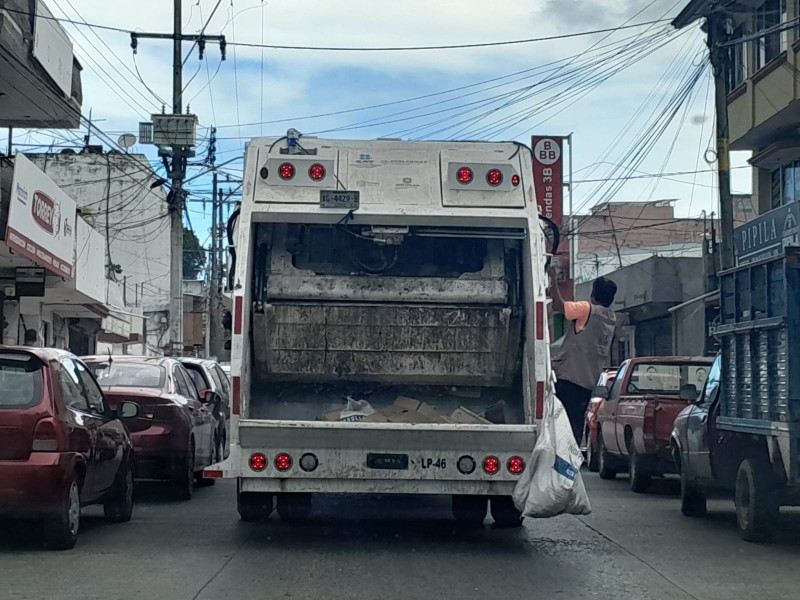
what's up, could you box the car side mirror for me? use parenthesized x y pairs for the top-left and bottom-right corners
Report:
(679, 384), (698, 402)
(593, 385), (610, 399)
(203, 390), (220, 405)
(118, 401), (140, 419)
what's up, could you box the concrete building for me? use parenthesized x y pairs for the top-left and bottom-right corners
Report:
(26, 151), (172, 354)
(0, 0), (83, 130)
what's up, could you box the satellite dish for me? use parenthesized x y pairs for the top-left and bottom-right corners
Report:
(117, 133), (137, 149)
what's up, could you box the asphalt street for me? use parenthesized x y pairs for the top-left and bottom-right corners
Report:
(1, 472), (799, 600)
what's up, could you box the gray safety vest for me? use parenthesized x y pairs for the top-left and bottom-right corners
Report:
(552, 303), (616, 391)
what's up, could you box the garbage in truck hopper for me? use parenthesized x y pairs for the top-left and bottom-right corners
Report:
(322, 395), (493, 424)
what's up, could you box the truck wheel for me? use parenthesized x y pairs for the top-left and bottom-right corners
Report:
(490, 496), (523, 529)
(598, 433), (617, 480)
(735, 457), (780, 543)
(276, 493), (313, 522)
(238, 490), (273, 522)
(586, 432), (599, 473)
(680, 462), (707, 518)
(104, 461), (134, 523)
(629, 451), (652, 494)
(45, 475), (81, 550)
(452, 495), (488, 525)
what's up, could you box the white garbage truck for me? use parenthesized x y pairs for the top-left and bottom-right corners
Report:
(204, 132), (558, 527)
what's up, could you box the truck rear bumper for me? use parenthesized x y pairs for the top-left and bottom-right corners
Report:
(240, 477), (518, 496)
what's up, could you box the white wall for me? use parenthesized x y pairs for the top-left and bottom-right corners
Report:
(27, 153), (171, 313)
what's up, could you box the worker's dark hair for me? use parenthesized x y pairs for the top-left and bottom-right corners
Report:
(24, 329), (38, 344)
(592, 277), (617, 307)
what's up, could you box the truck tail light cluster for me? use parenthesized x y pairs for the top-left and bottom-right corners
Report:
(450, 163), (519, 191)
(456, 167), (474, 184)
(249, 453), (267, 472)
(507, 456), (526, 475)
(275, 453), (293, 472)
(249, 451), (317, 473)
(308, 164), (326, 181)
(278, 163), (296, 180)
(482, 456), (500, 475)
(486, 169), (503, 187)
(458, 455), (525, 476)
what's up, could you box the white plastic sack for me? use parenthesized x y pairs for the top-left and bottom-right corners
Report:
(512, 383), (591, 518)
(336, 397), (376, 422)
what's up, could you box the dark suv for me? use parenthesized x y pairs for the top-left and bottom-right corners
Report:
(0, 348), (141, 549)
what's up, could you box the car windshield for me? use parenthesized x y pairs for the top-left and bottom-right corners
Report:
(88, 362), (165, 388)
(0, 353), (43, 408)
(626, 362), (711, 395)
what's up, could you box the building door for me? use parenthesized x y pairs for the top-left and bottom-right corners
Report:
(635, 317), (673, 356)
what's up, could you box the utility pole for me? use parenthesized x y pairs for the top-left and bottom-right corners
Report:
(706, 10), (734, 270)
(132, 1), (226, 356)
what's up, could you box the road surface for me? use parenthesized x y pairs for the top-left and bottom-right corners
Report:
(1, 473), (799, 600)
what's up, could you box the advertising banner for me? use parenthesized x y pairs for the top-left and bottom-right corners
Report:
(6, 154), (76, 280)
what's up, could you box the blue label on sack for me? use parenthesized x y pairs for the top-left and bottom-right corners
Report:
(553, 456), (578, 481)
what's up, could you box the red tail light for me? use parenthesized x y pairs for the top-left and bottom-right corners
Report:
(507, 456), (525, 475)
(482, 456), (500, 475)
(249, 453), (267, 472)
(511, 174), (520, 186)
(456, 167), (474, 184)
(308, 164), (326, 181)
(275, 453), (293, 472)
(486, 169), (503, 186)
(278, 163), (295, 180)
(32, 418), (62, 452)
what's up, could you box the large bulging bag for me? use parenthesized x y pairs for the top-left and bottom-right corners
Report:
(512, 384), (591, 518)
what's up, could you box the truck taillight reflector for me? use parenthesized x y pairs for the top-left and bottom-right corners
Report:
(249, 453), (267, 471)
(507, 456), (525, 475)
(482, 456), (500, 475)
(232, 376), (241, 415)
(234, 296), (243, 335)
(275, 453), (293, 472)
(536, 381), (545, 420)
(456, 167), (474, 184)
(204, 469), (223, 479)
(308, 163), (326, 181)
(278, 163), (295, 180)
(536, 301), (544, 340)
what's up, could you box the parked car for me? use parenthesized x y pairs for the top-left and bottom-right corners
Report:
(581, 368), (618, 472)
(0, 347), (141, 549)
(178, 357), (231, 462)
(81, 355), (221, 500)
(595, 356), (713, 493)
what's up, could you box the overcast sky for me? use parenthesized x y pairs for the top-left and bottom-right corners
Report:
(18, 0), (752, 249)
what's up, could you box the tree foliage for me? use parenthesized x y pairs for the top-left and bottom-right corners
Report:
(183, 227), (206, 279)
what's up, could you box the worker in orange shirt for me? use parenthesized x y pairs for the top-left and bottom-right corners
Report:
(548, 268), (617, 443)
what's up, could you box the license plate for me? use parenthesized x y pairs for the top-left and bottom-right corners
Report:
(320, 189), (360, 209)
(366, 453), (409, 470)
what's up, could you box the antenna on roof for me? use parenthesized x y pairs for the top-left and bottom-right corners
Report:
(107, 347), (113, 365)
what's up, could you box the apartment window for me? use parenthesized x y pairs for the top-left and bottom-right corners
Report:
(725, 25), (748, 91)
(755, 0), (787, 70)
(770, 161), (800, 209)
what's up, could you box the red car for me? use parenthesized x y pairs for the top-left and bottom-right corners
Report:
(82, 355), (220, 500)
(581, 368), (617, 473)
(0, 347), (141, 549)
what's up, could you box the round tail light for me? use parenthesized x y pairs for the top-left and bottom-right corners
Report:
(482, 456), (500, 475)
(457, 455), (476, 475)
(511, 174), (520, 187)
(456, 167), (474, 184)
(275, 453), (293, 472)
(308, 164), (326, 181)
(278, 163), (295, 180)
(507, 456), (525, 475)
(249, 453), (267, 472)
(486, 169), (503, 186)
(299, 453), (319, 472)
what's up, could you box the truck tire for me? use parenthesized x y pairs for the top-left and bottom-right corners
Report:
(490, 496), (523, 529)
(586, 429), (599, 473)
(237, 484), (273, 522)
(629, 451), (652, 494)
(104, 461), (134, 523)
(680, 462), (707, 518)
(735, 457), (780, 543)
(45, 475), (81, 550)
(276, 493), (313, 522)
(452, 495), (488, 525)
(598, 433), (617, 480)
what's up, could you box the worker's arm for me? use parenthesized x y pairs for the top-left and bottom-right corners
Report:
(548, 266), (565, 313)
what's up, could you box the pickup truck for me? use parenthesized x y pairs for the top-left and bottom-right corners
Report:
(595, 356), (713, 493)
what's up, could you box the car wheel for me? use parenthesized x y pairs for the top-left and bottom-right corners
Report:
(586, 433), (599, 473)
(45, 475), (81, 550)
(490, 496), (523, 529)
(629, 451), (652, 494)
(276, 493), (313, 522)
(680, 460), (707, 518)
(735, 457), (780, 543)
(237, 481), (273, 522)
(598, 432), (617, 480)
(452, 495), (488, 526)
(104, 461), (134, 523)
(173, 440), (195, 501)
(194, 435), (218, 488)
